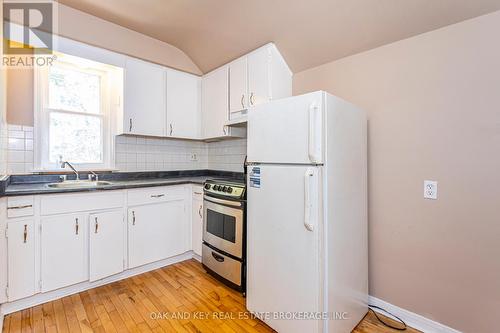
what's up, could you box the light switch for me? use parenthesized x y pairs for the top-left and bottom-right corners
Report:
(424, 180), (438, 200)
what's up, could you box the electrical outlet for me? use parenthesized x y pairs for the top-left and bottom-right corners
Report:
(190, 153), (198, 161)
(424, 180), (438, 200)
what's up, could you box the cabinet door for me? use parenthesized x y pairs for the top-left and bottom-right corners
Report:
(7, 219), (35, 301)
(229, 57), (248, 113)
(166, 70), (201, 139)
(41, 213), (87, 292)
(191, 196), (203, 257)
(248, 47), (271, 107)
(128, 199), (187, 268)
(202, 66), (229, 139)
(89, 210), (124, 282)
(124, 57), (166, 136)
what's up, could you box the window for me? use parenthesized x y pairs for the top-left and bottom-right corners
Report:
(35, 53), (120, 170)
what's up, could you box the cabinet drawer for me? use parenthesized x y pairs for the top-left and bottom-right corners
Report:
(7, 196), (34, 218)
(41, 191), (124, 216)
(127, 186), (185, 206)
(202, 244), (241, 286)
(192, 185), (203, 200)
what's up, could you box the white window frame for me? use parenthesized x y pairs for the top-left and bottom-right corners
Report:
(34, 58), (115, 171)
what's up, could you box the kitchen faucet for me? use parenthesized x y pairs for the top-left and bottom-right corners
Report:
(60, 161), (80, 180)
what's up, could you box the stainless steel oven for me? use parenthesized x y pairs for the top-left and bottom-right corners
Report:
(202, 179), (246, 291)
(203, 196), (244, 258)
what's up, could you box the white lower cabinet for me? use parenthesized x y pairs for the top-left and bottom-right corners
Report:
(191, 188), (203, 257)
(128, 198), (187, 268)
(41, 213), (87, 292)
(6, 219), (35, 301)
(2, 185), (198, 305)
(89, 210), (125, 282)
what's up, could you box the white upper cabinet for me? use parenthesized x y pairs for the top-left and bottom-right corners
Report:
(247, 47), (271, 107)
(166, 69), (202, 139)
(123, 57), (166, 137)
(227, 43), (292, 123)
(117, 43), (290, 140)
(202, 66), (230, 139)
(229, 57), (248, 114)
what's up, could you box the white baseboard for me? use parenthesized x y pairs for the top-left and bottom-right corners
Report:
(368, 296), (462, 333)
(192, 253), (201, 262)
(0, 251), (194, 316)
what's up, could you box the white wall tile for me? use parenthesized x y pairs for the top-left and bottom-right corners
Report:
(4, 127), (247, 175)
(8, 130), (24, 139)
(25, 139), (33, 151)
(8, 138), (24, 150)
(5, 124), (42, 174)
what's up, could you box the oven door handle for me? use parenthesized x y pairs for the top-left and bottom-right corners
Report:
(211, 251), (225, 262)
(204, 196), (243, 208)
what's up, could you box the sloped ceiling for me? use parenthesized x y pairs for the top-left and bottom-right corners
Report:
(58, 0), (500, 73)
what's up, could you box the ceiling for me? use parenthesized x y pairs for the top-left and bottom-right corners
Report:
(58, 0), (500, 73)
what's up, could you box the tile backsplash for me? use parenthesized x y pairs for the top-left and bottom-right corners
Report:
(6, 124), (34, 175)
(115, 136), (247, 173)
(3, 124), (247, 175)
(115, 136), (208, 171)
(207, 139), (247, 172)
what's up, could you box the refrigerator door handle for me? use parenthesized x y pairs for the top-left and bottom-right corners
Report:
(308, 103), (321, 163)
(304, 168), (315, 231)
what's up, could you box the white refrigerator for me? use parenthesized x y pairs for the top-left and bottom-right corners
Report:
(246, 91), (368, 333)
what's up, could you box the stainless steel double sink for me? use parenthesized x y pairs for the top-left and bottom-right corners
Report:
(47, 180), (113, 189)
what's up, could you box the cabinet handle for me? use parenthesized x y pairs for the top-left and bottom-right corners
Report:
(95, 217), (99, 234)
(169, 123), (173, 136)
(151, 194), (165, 198)
(129, 118), (133, 132)
(193, 192), (203, 195)
(8, 204), (33, 210)
(198, 205), (202, 218)
(132, 211), (136, 225)
(75, 218), (79, 235)
(222, 126), (227, 135)
(23, 224), (27, 243)
(211, 251), (225, 262)
(250, 92), (255, 106)
(241, 94), (245, 108)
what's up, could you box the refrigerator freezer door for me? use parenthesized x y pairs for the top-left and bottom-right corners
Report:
(247, 165), (322, 333)
(247, 91), (324, 164)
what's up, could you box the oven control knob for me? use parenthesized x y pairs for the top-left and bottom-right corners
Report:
(227, 187), (233, 194)
(213, 185), (219, 191)
(204, 184), (210, 190)
(222, 186), (228, 192)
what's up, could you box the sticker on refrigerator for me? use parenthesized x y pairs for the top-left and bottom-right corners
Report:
(249, 167), (261, 188)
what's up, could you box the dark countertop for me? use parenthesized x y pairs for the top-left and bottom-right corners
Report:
(2, 170), (245, 197)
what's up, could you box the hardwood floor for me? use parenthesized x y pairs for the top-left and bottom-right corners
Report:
(2, 259), (419, 333)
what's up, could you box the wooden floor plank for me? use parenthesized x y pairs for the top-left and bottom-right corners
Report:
(3, 310), (12, 333)
(3, 259), (420, 333)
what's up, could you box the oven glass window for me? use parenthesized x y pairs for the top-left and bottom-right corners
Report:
(207, 209), (236, 243)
